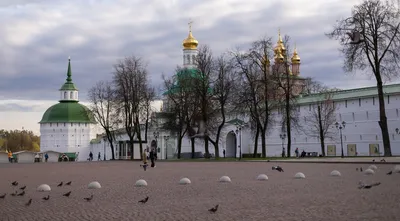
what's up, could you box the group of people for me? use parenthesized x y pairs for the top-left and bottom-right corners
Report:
(141, 140), (158, 171)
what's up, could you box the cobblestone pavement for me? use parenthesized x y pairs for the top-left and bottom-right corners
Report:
(0, 161), (399, 221)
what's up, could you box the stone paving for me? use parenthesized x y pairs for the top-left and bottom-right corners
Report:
(258, 156), (400, 164)
(0, 161), (400, 221)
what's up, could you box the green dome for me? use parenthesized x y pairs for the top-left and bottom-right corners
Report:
(39, 101), (96, 124)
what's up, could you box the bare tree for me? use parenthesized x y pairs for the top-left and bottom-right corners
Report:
(192, 45), (215, 158)
(271, 35), (303, 157)
(207, 54), (236, 158)
(162, 67), (199, 158)
(326, 0), (400, 156)
(303, 80), (338, 156)
(231, 37), (276, 158)
(88, 80), (119, 160)
(113, 55), (149, 160)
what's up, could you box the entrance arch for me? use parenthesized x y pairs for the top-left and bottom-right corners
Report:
(225, 131), (237, 158)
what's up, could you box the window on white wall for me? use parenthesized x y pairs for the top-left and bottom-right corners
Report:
(373, 97), (375, 105)
(70, 92), (73, 99)
(388, 95), (390, 104)
(345, 100), (348, 108)
(366, 111), (369, 120)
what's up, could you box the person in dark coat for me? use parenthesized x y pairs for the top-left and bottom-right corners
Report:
(150, 148), (156, 167)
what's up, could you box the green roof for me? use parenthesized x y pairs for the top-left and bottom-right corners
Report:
(226, 118), (245, 126)
(39, 101), (96, 123)
(298, 83), (400, 104)
(163, 68), (213, 95)
(60, 58), (78, 91)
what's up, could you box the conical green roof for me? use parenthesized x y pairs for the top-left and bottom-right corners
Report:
(60, 57), (78, 91)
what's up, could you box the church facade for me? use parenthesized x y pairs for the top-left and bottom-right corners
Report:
(39, 58), (98, 161)
(89, 27), (400, 160)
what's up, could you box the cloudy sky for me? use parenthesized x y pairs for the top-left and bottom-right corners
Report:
(0, 0), (395, 135)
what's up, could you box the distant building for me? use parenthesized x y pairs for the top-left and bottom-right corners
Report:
(39, 58), (97, 161)
(92, 26), (400, 159)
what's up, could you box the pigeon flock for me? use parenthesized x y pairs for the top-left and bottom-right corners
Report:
(1, 163), (399, 217)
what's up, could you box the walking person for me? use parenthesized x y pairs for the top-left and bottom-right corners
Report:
(98, 152), (101, 161)
(140, 150), (148, 171)
(7, 150), (13, 163)
(295, 148), (299, 158)
(45, 153), (49, 162)
(223, 149), (226, 158)
(150, 148), (156, 168)
(89, 151), (93, 161)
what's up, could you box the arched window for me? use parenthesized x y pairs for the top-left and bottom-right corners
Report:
(192, 55), (196, 64)
(70, 92), (73, 99)
(186, 55), (190, 64)
(64, 92), (67, 99)
(183, 55), (186, 64)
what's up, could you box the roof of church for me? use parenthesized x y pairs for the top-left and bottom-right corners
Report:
(298, 83), (400, 104)
(39, 101), (96, 123)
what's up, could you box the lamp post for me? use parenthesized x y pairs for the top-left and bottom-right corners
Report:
(103, 137), (106, 161)
(153, 131), (159, 158)
(335, 121), (346, 158)
(280, 133), (286, 157)
(164, 135), (169, 160)
(235, 125), (242, 160)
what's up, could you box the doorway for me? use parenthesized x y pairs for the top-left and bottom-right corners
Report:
(225, 131), (237, 158)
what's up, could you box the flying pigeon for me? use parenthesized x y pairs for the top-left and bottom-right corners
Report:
(387, 171), (392, 175)
(17, 191), (25, 196)
(63, 191), (72, 197)
(346, 31), (364, 44)
(11, 181), (18, 186)
(138, 196), (149, 204)
(272, 166), (284, 172)
(208, 204), (219, 213)
(42, 195), (50, 200)
(65, 181), (72, 185)
(57, 182), (63, 187)
(19, 185), (26, 190)
(0, 193), (6, 199)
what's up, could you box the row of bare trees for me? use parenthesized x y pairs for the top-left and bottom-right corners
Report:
(162, 34), (338, 158)
(88, 56), (155, 160)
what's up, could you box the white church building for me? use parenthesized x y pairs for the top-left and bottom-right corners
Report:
(89, 27), (400, 160)
(39, 27), (400, 161)
(39, 58), (98, 161)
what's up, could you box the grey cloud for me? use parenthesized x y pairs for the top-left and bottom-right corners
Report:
(0, 0), (387, 103)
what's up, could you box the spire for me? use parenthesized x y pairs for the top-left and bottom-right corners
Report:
(66, 56), (72, 82)
(291, 43), (301, 64)
(183, 19), (199, 50)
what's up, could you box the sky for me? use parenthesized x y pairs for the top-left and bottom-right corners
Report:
(0, 0), (396, 135)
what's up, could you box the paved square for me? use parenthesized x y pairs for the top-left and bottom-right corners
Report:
(0, 161), (399, 221)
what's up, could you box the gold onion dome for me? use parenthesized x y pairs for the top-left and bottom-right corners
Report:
(291, 47), (300, 64)
(183, 22), (198, 50)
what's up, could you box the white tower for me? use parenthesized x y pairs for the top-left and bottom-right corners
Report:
(182, 21), (199, 68)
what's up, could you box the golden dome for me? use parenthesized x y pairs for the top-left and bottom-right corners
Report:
(182, 21), (198, 50)
(274, 48), (284, 61)
(274, 29), (286, 57)
(291, 46), (300, 64)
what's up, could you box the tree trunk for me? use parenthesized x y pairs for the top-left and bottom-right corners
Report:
(253, 125), (260, 158)
(177, 136), (183, 159)
(260, 127), (267, 158)
(376, 80), (392, 156)
(191, 137), (195, 158)
(129, 139), (134, 160)
(135, 117), (143, 161)
(285, 98), (292, 158)
(204, 136), (210, 158)
(317, 105), (326, 156)
(214, 142), (219, 159)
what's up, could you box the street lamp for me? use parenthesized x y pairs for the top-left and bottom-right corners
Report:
(235, 124), (242, 160)
(103, 137), (106, 161)
(280, 133), (286, 157)
(335, 121), (346, 158)
(164, 135), (169, 160)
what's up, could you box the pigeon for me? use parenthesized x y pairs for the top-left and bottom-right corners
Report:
(65, 181), (72, 186)
(17, 191), (25, 196)
(19, 185), (26, 190)
(0, 193), (6, 199)
(63, 191), (72, 197)
(11, 181), (18, 186)
(42, 195), (50, 200)
(272, 166), (284, 172)
(360, 167), (363, 172)
(84, 195), (93, 202)
(25, 199), (32, 206)
(346, 31), (364, 44)
(356, 168), (359, 171)
(208, 204), (219, 213)
(387, 171), (392, 175)
(380, 159), (386, 162)
(358, 181), (381, 189)
(11, 191), (17, 196)
(138, 196), (149, 204)
(57, 182), (63, 187)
